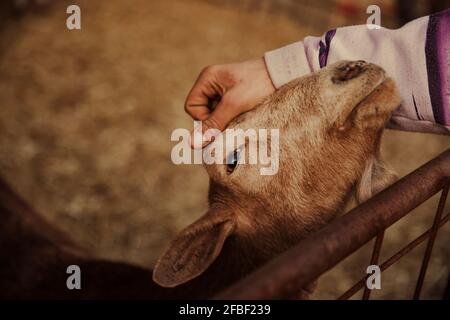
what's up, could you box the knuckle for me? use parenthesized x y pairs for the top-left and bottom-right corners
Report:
(202, 64), (218, 75)
(200, 66), (211, 76)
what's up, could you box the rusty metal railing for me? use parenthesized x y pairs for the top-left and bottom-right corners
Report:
(215, 148), (450, 299)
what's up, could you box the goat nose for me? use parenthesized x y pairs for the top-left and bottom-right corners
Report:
(332, 61), (365, 83)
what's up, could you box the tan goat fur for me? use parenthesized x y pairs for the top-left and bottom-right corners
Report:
(153, 60), (401, 298)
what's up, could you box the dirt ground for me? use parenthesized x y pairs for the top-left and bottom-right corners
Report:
(0, 0), (448, 299)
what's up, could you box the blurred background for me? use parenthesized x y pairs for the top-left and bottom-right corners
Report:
(0, 0), (449, 299)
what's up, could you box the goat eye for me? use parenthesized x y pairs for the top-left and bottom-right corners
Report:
(226, 148), (241, 174)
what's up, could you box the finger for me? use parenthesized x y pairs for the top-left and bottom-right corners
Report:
(205, 97), (237, 132)
(184, 68), (223, 121)
(190, 94), (241, 149)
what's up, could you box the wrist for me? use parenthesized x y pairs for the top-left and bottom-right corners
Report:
(264, 41), (310, 88)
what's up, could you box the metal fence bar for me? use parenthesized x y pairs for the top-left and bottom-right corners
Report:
(362, 231), (385, 300)
(413, 185), (449, 299)
(338, 211), (450, 300)
(215, 149), (449, 299)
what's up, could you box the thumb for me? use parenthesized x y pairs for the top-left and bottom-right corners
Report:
(190, 96), (240, 149)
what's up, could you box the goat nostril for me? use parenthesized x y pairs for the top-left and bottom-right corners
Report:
(332, 62), (364, 83)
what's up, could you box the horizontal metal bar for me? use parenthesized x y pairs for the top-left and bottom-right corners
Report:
(338, 211), (450, 300)
(215, 149), (450, 299)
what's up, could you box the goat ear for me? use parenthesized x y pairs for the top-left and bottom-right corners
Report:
(152, 209), (235, 288)
(355, 156), (397, 204)
(338, 102), (388, 132)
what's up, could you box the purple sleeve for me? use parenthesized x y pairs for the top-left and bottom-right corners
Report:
(425, 10), (450, 128)
(264, 10), (450, 135)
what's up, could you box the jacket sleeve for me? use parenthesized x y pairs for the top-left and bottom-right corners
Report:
(264, 10), (450, 135)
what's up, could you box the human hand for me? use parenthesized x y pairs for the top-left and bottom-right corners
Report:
(185, 58), (275, 148)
